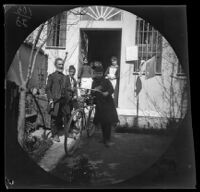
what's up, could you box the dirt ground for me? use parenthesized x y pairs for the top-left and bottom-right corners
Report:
(50, 128), (173, 187)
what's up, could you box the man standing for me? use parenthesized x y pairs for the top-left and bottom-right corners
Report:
(46, 58), (71, 142)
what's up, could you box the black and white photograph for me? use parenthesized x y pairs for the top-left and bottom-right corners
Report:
(5, 5), (196, 189)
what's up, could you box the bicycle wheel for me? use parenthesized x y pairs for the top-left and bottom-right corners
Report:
(64, 109), (85, 156)
(86, 106), (96, 137)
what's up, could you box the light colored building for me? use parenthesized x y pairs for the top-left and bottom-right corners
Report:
(36, 6), (188, 128)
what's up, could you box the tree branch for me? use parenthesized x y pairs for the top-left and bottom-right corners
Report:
(27, 23), (53, 84)
(26, 23), (45, 84)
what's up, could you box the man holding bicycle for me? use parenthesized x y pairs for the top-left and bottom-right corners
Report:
(46, 58), (71, 142)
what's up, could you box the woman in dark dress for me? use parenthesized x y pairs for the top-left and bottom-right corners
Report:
(92, 66), (119, 147)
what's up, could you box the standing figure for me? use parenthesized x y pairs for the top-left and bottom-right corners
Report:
(77, 58), (93, 94)
(105, 56), (120, 107)
(65, 65), (79, 135)
(46, 58), (71, 142)
(92, 66), (119, 147)
(65, 65), (78, 114)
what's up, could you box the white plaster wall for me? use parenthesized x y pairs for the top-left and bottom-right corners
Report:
(41, 7), (188, 119)
(132, 38), (188, 119)
(118, 11), (137, 110)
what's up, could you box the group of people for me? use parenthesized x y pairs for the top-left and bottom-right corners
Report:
(45, 56), (120, 147)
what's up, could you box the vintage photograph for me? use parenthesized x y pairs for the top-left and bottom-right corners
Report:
(5, 5), (193, 188)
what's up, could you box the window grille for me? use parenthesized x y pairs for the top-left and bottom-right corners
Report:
(46, 13), (67, 48)
(80, 6), (121, 21)
(134, 16), (162, 74)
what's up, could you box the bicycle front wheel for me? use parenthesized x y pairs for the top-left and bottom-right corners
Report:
(64, 109), (85, 156)
(86, 106), (96, 137)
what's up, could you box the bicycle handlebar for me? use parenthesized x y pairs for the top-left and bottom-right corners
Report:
(77, 86), (102, 93)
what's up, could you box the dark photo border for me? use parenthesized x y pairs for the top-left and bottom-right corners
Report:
(4, 4), (197, 189)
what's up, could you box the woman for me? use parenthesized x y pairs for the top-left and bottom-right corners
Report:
(92, 65), (119, 147)
(105, 56), (120, 107)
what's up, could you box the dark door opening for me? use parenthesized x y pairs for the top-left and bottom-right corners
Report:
(82, 29), (121, 72)
(79, 29), (122, 107)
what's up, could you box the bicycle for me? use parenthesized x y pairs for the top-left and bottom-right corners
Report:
(64, 88), (97, 156)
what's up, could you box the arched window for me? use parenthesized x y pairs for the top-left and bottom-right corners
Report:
(80, 6), (122, 21)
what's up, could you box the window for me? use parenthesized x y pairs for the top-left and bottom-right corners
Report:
(80, 6), (121, 21)
(134, 16), (162, 74)
(46, 13), (67, 48)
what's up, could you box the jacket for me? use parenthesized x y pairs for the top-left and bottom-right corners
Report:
(45, 71), (71, 116)
(92, 77), (119, 124)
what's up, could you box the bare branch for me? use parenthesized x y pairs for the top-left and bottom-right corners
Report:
(26, 23), (45, 84)
(17, 50), (25, 85)
(27, 23), (53, 83)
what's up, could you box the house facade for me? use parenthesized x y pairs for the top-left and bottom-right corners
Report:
(37, 6), (188, 128)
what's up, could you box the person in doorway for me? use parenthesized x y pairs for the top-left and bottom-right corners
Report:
(77, 58), (93, 94)
(46, 58), (71, 142)
(105, 56), (120, 107)
(91, 65), (119, 147)
(93, 61), (103, 70)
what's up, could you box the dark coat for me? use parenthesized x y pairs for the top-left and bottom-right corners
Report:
(92, 77), (119, 125)
(46, 71), (71, 116)
(65, 75), (78, 111)
(65, 75), (78, 97)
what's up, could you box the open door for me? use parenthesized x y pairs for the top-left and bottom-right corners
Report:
(79, 30), (89, 71)
(79, 29), (121, 107)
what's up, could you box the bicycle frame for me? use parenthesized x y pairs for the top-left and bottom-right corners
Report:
(73, 95), (95, 132)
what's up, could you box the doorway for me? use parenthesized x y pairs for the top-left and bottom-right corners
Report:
(79, 29), (122, 107)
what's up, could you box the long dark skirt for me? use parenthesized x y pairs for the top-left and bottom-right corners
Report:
(94, 96), (119, 125)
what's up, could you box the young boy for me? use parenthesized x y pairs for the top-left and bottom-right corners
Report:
(92, 65), (119, 147)
(65, 65), (78, 120)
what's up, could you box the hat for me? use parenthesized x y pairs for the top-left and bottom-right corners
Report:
(93, 66), (104, 72)
(69, 65), (76, 71)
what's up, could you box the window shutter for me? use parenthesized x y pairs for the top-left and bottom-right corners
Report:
(46, 20), (53, 46)
(59, 13), (67, 47)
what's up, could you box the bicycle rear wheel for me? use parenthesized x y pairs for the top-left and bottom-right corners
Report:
(64, 109), (85, 156)
(86, 106), (96, 137)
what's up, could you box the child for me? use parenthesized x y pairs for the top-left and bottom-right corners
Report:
(92, 65), (119, 147)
